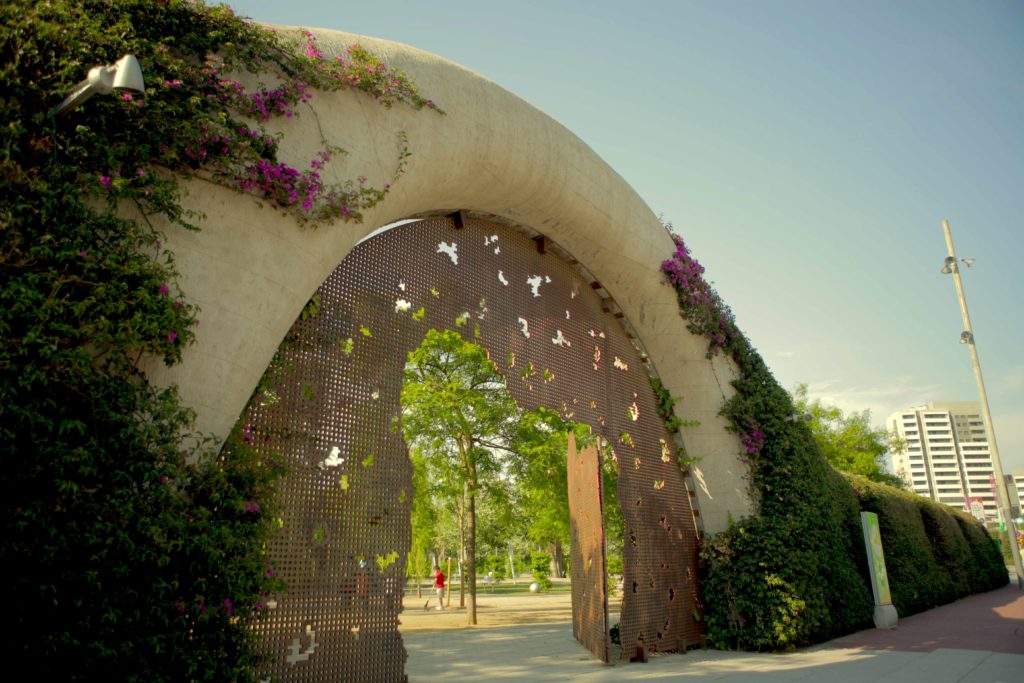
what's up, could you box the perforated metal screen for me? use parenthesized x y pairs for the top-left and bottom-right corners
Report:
(242, 216), (702, 680)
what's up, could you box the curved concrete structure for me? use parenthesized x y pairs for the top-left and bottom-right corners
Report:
(143, 27), (752, 531)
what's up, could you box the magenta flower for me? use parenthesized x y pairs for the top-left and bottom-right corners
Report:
(160, 281), (169, 295)
(122, 92), (132, 102)
(167, 331), (177, 343)
(99, 175), (112, 189)
(223, 598), (234, 616)
(741, 430), (764, 454)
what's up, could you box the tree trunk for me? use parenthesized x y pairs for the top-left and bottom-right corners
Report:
(458, 486), (466, 608)
(466, 472), (478, 625)
(548, 540), (565, 578)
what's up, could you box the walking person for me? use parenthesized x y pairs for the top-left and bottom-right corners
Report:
(433, 565), (446, 611)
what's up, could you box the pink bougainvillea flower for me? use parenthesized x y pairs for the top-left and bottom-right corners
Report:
(167, 331), (178, 343)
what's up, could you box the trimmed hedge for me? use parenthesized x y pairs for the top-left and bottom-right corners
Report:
(849, 474), (1006, 616)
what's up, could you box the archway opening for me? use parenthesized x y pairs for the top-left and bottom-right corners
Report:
(398, 328), (625, 649)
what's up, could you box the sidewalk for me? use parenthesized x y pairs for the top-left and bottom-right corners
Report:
(402, 584), (1024, 682)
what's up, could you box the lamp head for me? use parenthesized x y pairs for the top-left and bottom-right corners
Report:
(941, 256), (955, 274)
(53, 53), (145, 117)
(112, 54), (145, 94)
(962, 257), (975, 268)
(960, 331), (974, 344)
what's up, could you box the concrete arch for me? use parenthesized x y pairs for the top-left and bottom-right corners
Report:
(144, 27), (751, 531)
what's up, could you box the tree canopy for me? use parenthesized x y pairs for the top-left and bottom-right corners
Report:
(401, 329), (519, 623)
(791, 384), (905, 488)
(401, 329), (628, 614)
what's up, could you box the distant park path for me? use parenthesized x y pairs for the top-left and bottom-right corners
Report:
(399, 582), (579, 633)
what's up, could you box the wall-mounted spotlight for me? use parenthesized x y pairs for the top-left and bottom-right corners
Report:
(52, 54), (145, 118)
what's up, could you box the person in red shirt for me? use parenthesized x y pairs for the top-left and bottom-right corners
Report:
(433, 565), (446, 611)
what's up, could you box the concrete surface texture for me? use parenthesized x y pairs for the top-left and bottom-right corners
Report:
(142, 26), (754, 532)
(402, 584), (1024, 682)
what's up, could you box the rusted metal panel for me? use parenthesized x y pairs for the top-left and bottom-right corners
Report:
(240, 217), (702, 680)
(567, 432), (611, 662)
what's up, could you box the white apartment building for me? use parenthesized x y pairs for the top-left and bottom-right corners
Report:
(1010, 469), (1024, 518)
(888, 401), (997, 520)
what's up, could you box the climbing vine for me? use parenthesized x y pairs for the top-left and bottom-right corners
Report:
(0, 1), (439, 679)
(659, 219), (1004, 650)
(650, 377), (698, 467)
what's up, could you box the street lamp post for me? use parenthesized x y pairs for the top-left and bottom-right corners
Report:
(940, 219), (1023, 588)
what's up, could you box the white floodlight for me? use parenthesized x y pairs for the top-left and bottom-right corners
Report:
(53, 54), (145, 118)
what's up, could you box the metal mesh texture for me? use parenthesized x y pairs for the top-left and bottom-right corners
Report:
(242, 216), (702, 680)
(567, 432), (611, 663)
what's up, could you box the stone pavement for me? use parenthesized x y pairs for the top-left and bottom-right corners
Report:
(402, 584), (1024, 682)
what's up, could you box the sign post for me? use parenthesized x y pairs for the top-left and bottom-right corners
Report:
(861, 511), (899, 629)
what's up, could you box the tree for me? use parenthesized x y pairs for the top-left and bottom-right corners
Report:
(407, 447), (439, 597)
(508, 408), (599, 577)
(401, 330), (520, 624)
(791, 384), (906, 488)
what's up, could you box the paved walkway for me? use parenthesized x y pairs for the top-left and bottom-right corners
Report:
(403, 584), (1024, 682)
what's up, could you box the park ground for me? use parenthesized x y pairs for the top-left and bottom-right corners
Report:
(399, 578), (1024, 682)
(399, 576), (579, 632)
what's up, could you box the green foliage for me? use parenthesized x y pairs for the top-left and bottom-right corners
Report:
(402, 329), (521, 618)
(700, 435), (873, 650)
(402, 329), (518, 495)
(849, 474), (1006, 614)
(507, 407), (583, 551)
(650, 378), (685, 433)
(791, 384), (905, 488)
(406, 447), (438, 579)
(2, 1), (437, 678)
(531, 551), (553, 591)
(675, 288), (876, 648)
(478, 553), (507, 583)
(660, 225), (1006, 650)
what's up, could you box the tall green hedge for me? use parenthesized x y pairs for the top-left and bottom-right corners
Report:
(700, 349), (874, 650)
(849, 474), (1006, 616)
(660, 231), (1006, 651)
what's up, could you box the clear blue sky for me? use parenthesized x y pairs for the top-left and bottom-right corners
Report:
(226, 1), (1024, 472)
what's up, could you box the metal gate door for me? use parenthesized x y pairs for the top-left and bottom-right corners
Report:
(241, 216), (704, 680)
(567, 432), (611, 663)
